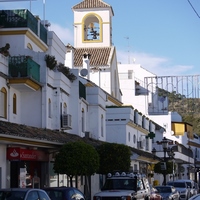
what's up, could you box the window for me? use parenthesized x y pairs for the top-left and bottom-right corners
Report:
(13, 93), (17, 114)
(63, 102), (67, 114)
(134, 164), (137, 171)
(101, 114), (104, 137)
(27, 191), (39, 200)
(38, 191), (50, 200)
(48, 98), (51, 118)
(82, 108), (85, 132)
(0, 87), (7, 118)
(128, 132), (130, 142)
(133, 135), (136, 144)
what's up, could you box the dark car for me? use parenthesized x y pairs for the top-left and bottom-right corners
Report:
(43, 187), (85, 200)
(0, 188), (50, 200)
(155, 185), (180, 200)
(189, 193), (200, 200)
(150, 185), (163, 200)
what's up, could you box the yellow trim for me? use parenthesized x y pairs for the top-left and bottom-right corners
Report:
(1, 87), (7, 119)
(13, 93), (17, 114)
(74, 22), (81, 25)
(9, 78), (41, 91)
(0, 135), (61, 148)
(82, 13), (103, 43)
(0, 29), (48, 52)
(136, 155), (159, 164)
(107, 95), (123, 106)
(188, 141), (200, 148)
(85, 82), (94, 87)
(127, 121), (149, 134)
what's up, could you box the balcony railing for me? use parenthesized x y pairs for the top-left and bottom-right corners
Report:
(9, 56), (40, 82)
(0, 9), (47, 44)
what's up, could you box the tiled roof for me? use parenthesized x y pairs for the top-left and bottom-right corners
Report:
(73, 0), (111, 9)
(0, 121), (157, 161)
(0, 121), (102, 147)
(74, 47), (112, 67)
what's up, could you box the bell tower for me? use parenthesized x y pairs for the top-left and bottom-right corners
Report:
(72, 0), (114, 48)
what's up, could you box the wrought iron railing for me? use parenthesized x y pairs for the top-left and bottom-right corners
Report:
(0, 9), (47, 44)
(9, 56), (40, 82)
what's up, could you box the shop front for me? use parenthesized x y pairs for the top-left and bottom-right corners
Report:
(7, 147), (49, 188)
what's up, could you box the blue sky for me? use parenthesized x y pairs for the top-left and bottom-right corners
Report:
(1, 0), (200, 76)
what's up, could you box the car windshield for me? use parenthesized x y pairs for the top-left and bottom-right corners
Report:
(155, 187), (172, 193)
(167, 182), (186, 188)
(0, 191), (26, 200)
(186, 182), (192, 188)
(101, 179), (137, 191)
(45, 190), (64, 200)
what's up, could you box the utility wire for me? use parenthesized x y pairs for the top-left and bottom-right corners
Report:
(187, 0), (200, 18)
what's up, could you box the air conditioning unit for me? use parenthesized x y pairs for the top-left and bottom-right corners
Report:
(61, 114), (72, 129)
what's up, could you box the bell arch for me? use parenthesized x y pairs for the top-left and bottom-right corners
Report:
(82, 13), (103, 42)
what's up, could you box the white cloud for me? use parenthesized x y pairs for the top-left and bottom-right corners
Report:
(49, 23), (74, 45)
(117, 50), (194, 76)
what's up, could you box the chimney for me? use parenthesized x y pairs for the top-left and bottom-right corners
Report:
(82, 52), (91, 80)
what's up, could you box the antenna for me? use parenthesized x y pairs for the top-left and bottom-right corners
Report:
(124, 36), (130, 64)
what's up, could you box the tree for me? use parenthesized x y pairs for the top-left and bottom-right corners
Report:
(53, 141), (99, 186)
(154, 161), (174, 183)
(96, 143), (132, 175)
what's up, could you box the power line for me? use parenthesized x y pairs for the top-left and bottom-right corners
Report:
(187, 0), (200, 18)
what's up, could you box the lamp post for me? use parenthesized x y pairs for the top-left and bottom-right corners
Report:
(162, 137), (168, 186)
(152, 137), (175, 186)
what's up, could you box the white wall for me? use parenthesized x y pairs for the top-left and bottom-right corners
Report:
(47, 31), (66, 64)
(0, 145), (8, 188)
(87, 87), (107, 141)
(73, 9), (113, 48)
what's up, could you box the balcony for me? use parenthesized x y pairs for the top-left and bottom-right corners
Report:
(8, 56), (41, 91)
(0, 9), (47, 44)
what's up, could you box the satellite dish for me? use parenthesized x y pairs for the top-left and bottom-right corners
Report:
(80, 68), (88, 76)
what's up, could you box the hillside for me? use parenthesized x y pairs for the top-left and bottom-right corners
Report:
(158, 88), (200, 135)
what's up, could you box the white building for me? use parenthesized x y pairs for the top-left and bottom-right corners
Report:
(0, 8), (108, 194)
(118, 62), (197, 183)
(66, 0), (166, 187)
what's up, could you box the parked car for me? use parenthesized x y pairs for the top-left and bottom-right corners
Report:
(167, 181), (190, 200)
(175, 180), (196, 197)
(194, 182), (199, 194)
(0, 188), (50, 200)
(150, 185), (163, 200)
(155, 185), (180, 200)
(93, 171), (151, 200)
(189, 194), (200, 200)
(43, 186), (86, 200)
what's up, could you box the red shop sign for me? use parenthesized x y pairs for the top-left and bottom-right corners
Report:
(7, 148), (48, 161)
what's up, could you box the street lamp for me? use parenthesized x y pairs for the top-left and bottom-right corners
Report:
(152, 137), (175, 186)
